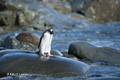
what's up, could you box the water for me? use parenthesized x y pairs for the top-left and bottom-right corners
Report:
(0, 21), (120, 79)
(51, 22), (120, 52)
(0, 74), (82, 80)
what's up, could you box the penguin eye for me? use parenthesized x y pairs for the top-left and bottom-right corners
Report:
(50, 29), (53, 32)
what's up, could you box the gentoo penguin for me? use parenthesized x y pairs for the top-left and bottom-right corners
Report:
(38, 28), (55, 56)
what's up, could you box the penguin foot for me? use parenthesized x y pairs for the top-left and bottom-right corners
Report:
(48, 54), (54, 57)
(42, 54), (46, 56)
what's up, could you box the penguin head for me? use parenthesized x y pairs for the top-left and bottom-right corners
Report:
(47, 28), (55, 35)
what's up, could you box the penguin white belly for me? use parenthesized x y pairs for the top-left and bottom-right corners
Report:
(40, 32), (53, 53)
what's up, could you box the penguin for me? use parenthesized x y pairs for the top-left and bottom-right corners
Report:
(38, 28), (55, 56)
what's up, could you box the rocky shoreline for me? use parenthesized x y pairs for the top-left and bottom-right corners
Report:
(0, 32), (120, 79)
(0, 0), (120, 34)
(0, 32), (120, 64)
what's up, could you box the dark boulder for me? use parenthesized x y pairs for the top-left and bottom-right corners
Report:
(0, 0), (36, 26)
(68, 0), (120, 23)
(16, 32), (40, 46)
(68, 42), (120, 63)
(0, 11), (16, 26)
(0, 36), (38, 51)
(0, 0), (43, 30)
(0, 50), (90, 77)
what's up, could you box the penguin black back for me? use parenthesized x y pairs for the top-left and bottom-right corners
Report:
(38, 28), (55, 48)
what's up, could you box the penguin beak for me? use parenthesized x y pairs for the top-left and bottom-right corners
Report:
(53, 32), (55, 35)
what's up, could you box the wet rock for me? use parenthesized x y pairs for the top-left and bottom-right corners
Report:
(67, 0), (90, 12)
(68, 0), (120, 23)
(0, 49), (35, 57)
(68, 42), (120, 63)
(16, 32), (40, 46)
(0, 0), (41, 27)
(62, 51), (79, 60)
(0, 36), (38, 51)
(0, 0), (20, 12)
(0, 50), (90, 77)
(0, 47), (6, 51)
(88, 77), (120, 80)
(15, 11), (35, 25)
(0, 11), (16, 26)
(0, 49), (62, 57)
(51, 50), (63, 56)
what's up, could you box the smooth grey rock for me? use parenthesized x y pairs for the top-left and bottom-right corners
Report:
(0, 50), (90, 77)
(69, 42), (96, 59)
(0, 49), (63, 57)
(68, 42), (120, 63)
(0, 49), (35, 57)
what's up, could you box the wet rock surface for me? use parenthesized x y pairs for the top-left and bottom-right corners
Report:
(68, 42), (120, 63)
(0, 50), (89, 77)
